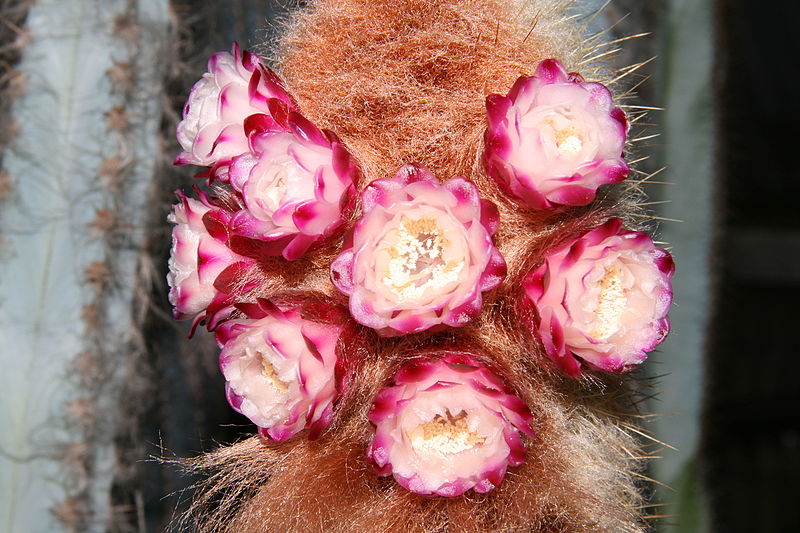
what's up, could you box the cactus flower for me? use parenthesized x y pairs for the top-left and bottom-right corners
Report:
(484, 59), (629, 209)
(216, 300), (343, 441)
(367, 353), (534, 497)
(226, 108), (357, 261)
(167, 190), (254, 327)
(174, 43), (294, 172)
(330, 165), (506, 336)
(523, 218), (674, 375)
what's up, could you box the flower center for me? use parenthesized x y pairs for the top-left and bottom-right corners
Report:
(554, 126), (583, 155)
(382, 217), (463, 300)
(259, 353), (289, 392)
(256, 161), (292, 211)
(591, 265), (627, 339)
(408, 411), (485, 456)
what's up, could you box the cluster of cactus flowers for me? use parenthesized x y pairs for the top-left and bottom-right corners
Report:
(167, 45), (674, 498)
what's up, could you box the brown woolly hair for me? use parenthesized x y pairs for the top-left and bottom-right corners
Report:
(177, 0), (659, 531)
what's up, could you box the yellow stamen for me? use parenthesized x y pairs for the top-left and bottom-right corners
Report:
(408, 411), (485, 455)
(554, 126), (583, 155)
(382, 217), (463, 299)
(260, 355), (289, 392)
(591, 265), (627, 339)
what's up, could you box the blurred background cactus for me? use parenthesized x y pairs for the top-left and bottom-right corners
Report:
(1, 1), (796, 532)
(0, 1), (172, 531)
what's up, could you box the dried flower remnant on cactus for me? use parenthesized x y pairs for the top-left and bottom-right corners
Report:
(524, 218), (674, 375)
(367, 354), (534, 496)
(331, 165), (506, 336)
(216, 300), (343, 441)
(174, 43), (294, 173)
(166, 190), (254, 328)
(226, 108), (357, 260)
(484, 59), (629, 209)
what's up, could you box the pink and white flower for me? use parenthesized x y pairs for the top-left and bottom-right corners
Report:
(330, 165), (506, 336)
(367, 353), (534, 497)
(216, 299), (343, 441)
(167, 190), (254, 328)
(226, 108), (357, 261)
(484, 59), (629, 209)
(523, 218), (674, 375)
(174, 43), (294, 172)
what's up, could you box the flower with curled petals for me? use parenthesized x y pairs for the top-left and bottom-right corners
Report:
(216, 299), (343, 441)
(174, 42), (294, 173)
(523, 218), (674, 375)
(167, 190), (255, 329)
(367, 353), (534, 497)
(484, 59), (629, 209)
(330, 165), (506, 336)
(226, 107), (357, 261)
